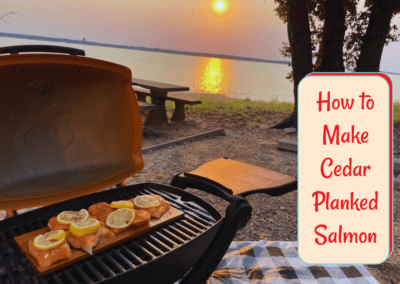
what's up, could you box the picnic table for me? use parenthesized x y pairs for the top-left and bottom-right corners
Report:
(132, 78), (201, 125)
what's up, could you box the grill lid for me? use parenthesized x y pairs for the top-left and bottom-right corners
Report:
(0, 46), (144, 211)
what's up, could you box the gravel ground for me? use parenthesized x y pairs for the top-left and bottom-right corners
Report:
(115, 113), (400, 284)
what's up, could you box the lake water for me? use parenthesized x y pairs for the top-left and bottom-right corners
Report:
(1, 37), (399, 102)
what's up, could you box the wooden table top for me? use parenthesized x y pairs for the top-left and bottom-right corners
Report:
(131, 77), (190, 92)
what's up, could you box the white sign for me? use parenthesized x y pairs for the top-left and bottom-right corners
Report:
(298, 73), (393, 264)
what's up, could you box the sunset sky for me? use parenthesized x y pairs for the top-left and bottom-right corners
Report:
(1, 0), (399, 73)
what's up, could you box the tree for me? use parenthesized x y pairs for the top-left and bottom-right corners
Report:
(273, 0), (313, 129)
(356, 0), (400, 71)
(319, 0), (346, 71)
(273, 0), (400, 129)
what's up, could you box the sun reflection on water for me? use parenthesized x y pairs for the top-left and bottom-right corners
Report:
(194, 57), (232, 95)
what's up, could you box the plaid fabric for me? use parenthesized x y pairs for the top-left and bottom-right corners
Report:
(208, 240), (378, 284)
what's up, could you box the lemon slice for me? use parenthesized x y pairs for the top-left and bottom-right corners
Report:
(106, 209), (136, 229)
(57, 209), (89, 225)
(110, 201), (134, 209)
(70, 219), (101, 237)
(33, 231), (66, 250)
(46, 230), (67, 241)
(134, 195), (161, 209)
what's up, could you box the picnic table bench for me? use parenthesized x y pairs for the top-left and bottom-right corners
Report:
(137, 100), (157, 111)
(132, 78), (201, 125)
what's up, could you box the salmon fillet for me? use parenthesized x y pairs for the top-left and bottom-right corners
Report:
(132, 209), (151, 227)
(107, 226), (127, 235)
(28, 240), (72, 268)
(66, 226), (114, 250)
(99, 226), (114, 241)
(66, 231), (98, 250)
(102, 208), (150, 235)
(88, 202), (115, 226)
(88, 202), (114, 216)
(48, 214), (98, 231)
(47, 216), (70, 231)
(89, 201), (152, 234)
(129, 195), (170, 219)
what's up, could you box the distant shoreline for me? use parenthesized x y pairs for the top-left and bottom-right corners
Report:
(0, 32), (290, 65)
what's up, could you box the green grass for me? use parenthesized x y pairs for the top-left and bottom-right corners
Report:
(250, 122), (259, 128)
(148, 96), (294, 113)
(188, 97), (294, 112)
(146, 96), (400, 125)
(394, 103), (400, 124)
(147, 95), (294, 125)
(254, 115), (264, 122)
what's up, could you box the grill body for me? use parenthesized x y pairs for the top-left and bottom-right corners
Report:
(0, 183), (223, 284)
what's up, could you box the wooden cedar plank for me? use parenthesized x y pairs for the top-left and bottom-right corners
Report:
(277, 140), (297, 152)
(14, 207), (184, 276)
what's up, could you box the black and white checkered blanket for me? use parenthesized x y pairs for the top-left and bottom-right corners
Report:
(208, 241), (378, 284)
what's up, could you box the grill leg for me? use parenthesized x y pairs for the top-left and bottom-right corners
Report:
(180, 197), (252, 284)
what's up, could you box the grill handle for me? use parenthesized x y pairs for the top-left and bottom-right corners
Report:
(180, 196), (252, 284)
(170, 173), (234, 201)
(0, 45), (86, 56)
(170, 173), (297, 200)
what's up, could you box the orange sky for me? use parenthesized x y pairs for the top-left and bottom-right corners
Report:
(0, 1), (288, 60)
(1, 0), (399, 72)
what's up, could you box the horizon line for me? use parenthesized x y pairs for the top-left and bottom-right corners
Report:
(0, 32), (290, 65)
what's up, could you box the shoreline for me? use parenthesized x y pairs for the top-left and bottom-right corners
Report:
(0, 32), (290, 65)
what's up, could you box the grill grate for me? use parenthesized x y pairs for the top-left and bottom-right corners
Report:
(0, 184), (222, 284)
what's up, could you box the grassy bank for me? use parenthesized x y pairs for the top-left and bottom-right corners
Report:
(149, 95), (400, 125)
(184, 97), (293, 111)
(164, 96), (294, 127)
(394, 103), (400, 124)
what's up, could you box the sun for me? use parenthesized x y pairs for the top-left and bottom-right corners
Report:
(214, 1), (227, 13)
(216, 1), (225, 10)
